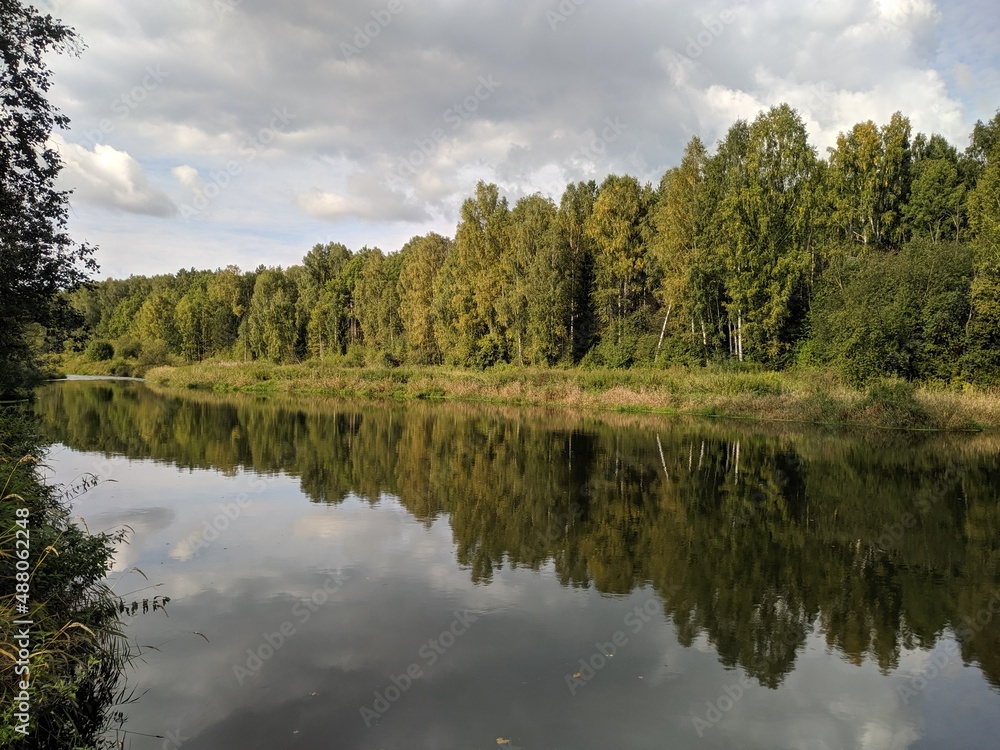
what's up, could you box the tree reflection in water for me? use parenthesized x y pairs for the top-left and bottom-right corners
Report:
(35, 380), (1000, 691)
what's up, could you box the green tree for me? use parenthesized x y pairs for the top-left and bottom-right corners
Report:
(649, 136), (719, 360)
(556, 181), (598, 360)
(809, 240), (973, 383)
(964, 111), (1000, 180)
(713, 105), (819, 364)
(301, 243), (350, 358)
(398, 233), (450, 364)
(964, 141), (1000, 381)
(905, 134), (965, 241)
(205, 265), (250, 355)
(134, 292), (179, 351)
(0, 2), (97, 394)
(585, 174), (654, 364)
(700, 120), (751, 359)
(355, 248), (404, 362)
(246, 268), (299, 362)
(826, 113), (912, 250)
(500, 194), (565, 364)
(436, 182), (510, 365)
(175, 283), (211, 361)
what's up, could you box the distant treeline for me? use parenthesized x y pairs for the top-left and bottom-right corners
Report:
(62, 103), (1000, 384)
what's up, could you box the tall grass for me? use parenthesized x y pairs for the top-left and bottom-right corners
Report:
(143, 361), (999, 431)
(1, 407), (132, 749)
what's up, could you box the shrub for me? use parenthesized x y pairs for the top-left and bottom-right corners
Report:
(473, 333), (506, 370)
(342, 344), (366, 368)
(365, 349), (401, 369)
(137, 339), (171, 370)
(108, 359), (134, 377)
(116, 339), (142, 359)
(854, 379), (931, 429)
(84, 340), (114, 362)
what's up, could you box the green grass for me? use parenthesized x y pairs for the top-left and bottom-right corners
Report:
(140, 361), (1000, 431)
(1, 407), (131, 748)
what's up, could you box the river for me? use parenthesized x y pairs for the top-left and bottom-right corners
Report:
(32, 379), (1000, 750)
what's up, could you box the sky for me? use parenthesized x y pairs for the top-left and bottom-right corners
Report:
(39, 0), (1000, 279)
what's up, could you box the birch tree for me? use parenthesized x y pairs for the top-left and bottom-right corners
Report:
(826, 113), (912, 250)
(716, 105), (819, 364)
(398, 233), (450, 364)
(585, 174), (654, 361)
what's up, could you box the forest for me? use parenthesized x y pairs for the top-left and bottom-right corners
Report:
(59, 103), (1000, 386)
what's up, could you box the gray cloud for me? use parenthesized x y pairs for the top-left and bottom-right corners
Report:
(38, 0), (997, 276)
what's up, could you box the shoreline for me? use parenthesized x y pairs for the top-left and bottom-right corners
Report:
(131, 362), (1000, 432)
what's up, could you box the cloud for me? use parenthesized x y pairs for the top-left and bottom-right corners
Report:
(55, 136), (176, 217)
(39, 0), (998, 276)
(171, 164), (204, 193)
(298, 172), (430, 223)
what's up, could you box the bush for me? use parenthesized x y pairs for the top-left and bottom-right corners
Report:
(116, 339), (142, 359)
(855, 379), (931, 429)
(84, 340), (114, 362)
(365, 349), (401, 368)
(342, 344), (366, 368)
(250, 365), (273, 381)
(808, 241), (973, 386)
(473, 333), (506, 370)
(108, 360), (134, 377)
(137, 339), (171, 370)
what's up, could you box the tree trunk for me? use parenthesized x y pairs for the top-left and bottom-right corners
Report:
(656, 303), (672, 355)
(737, 310), (744, 362)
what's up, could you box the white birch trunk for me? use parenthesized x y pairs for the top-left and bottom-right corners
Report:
(656, 303), (672, 355)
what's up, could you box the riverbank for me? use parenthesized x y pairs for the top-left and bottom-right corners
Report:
(141, 362), (1000, 431)
(0, 407), (129, 747)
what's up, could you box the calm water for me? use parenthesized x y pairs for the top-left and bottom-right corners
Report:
(33, 380), (1000, 750)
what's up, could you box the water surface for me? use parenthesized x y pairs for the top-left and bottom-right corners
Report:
(34, 380), (1000, 749)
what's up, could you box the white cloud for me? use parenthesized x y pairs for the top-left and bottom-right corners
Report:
(171, 164), (204, 193)
(55, 136), (176, 217)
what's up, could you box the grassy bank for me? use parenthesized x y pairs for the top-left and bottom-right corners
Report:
(143, 361), (1000, 431)
(0, 407), (129, 748)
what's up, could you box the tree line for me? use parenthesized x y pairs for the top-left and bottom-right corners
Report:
(63, 104), (1000, 384)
